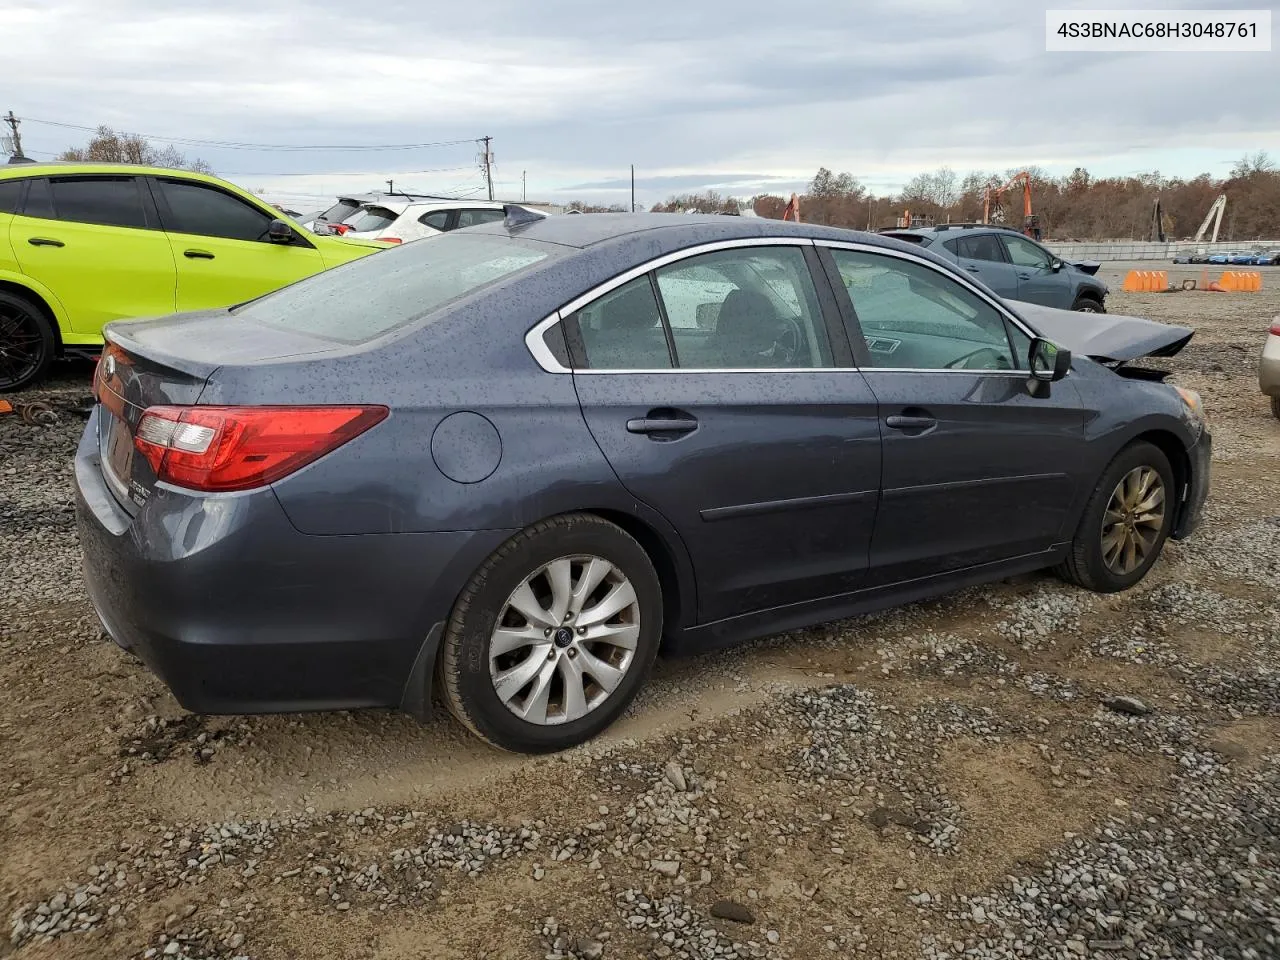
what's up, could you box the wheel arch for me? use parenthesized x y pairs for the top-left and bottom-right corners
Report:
(1122, 427), (1194, 530)
(0, 275), (66, 351)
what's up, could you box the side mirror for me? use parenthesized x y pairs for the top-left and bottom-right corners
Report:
(1050, 259), (1064, 272)
(267, 219), (294, 244)
(1029, 337), (1071, 383)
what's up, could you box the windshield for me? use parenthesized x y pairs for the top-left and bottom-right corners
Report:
(344, 205), (400, 233)
(233, 233), (556, 344)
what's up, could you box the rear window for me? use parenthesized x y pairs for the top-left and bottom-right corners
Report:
(344, 205), (399, 232)
(233, 233), (556, 344)
(318, 198), (361, 223)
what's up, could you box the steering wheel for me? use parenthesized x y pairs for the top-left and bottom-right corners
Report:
(764, 315), (807, 366)
(945, 346), (1011, 371)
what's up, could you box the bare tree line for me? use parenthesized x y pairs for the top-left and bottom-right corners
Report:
(653, 152), (1280, 241)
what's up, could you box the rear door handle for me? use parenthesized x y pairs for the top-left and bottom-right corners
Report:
(1017, 272), (1031, 279)
(184, 249), (215, 260)
(27, 237), (64, 248)
(885, 415), (937, 431)
(964, 264), (981, 273)
(626, 415), (698, 436)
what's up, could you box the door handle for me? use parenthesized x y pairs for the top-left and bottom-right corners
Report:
(27, 237), (64, 248)
(1017, 272), (1031, 279)
(964, 264), (981, 273)
(626, 413), (698, 436)
(885, 415), (937, 431)
(184, 249), (215, 260)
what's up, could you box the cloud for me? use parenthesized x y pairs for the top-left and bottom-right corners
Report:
(4, 0), (1277, 206)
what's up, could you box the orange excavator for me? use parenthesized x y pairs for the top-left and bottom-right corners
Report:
(983, 171), (1041, 240)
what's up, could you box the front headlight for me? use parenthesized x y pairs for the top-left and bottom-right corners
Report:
(1174, 386), (1206, 425)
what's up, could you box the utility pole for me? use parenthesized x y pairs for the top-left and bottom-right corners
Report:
(630, 165), (635, 212)
(3, 111), (24, 159)
(522, 170), (526, 202)
(386, 178), (394, 194)
(480, 136), (494, 201)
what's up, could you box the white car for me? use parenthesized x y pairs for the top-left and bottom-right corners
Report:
(335, 200), (544, 245)
(302, 191), (451, 235)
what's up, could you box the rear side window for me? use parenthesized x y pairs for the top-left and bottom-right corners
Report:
(568, 276), (673, 370)
(955, 234), (1008, 262)
(158, 179), (273, 241)
(234, 233), (555, 344)
(0, 179), (22, 214)
(456, 208), (506, 228)
(22, 178), (54, 219)
(49, 176), (148, 228)
(419, 210), (450, 230)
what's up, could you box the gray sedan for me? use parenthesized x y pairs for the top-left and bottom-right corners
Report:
(75, 213), (1210, 753)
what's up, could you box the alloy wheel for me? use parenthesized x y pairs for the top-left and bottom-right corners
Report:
(1100, 466), (1166, 575)
(489, 555), (640, 725)
(0, 303), (46, 390)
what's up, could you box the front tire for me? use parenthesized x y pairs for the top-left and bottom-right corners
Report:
(1072, 294), (1105, 314)
(0, 291), (55, 392)
(438, 513), (662, 753)
(1057, 441), (1176, 593)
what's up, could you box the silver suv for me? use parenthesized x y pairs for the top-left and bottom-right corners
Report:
(881, 224), (1108, 312)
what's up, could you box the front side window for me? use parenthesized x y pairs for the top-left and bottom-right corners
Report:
(49, 176), (147, 229)
(456, 208), (505, 228)
(318, 198), (361, 223)
(569, 275), (672, 370)
(1002, 235), (1053, 269)
(158, 179), (274, 241)
(653, 246), (833, 369)
(830, 249), (1021, 371)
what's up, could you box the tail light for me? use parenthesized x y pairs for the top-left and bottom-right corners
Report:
(329, 223), (352, 235)
(377, 237), (402, 245)
(93, 343), (130, 413)
(1270, 319), (1280, 337)
(133, 405), (388, 492)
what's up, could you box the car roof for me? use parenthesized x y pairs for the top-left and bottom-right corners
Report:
(465, 211), (930, 252)
(0, 160), (252, 192)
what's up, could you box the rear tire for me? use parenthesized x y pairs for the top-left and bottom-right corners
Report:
(1056, 441), (1175, 593)
(1271, 396), (1280, 420)
(1072, 294), (1105, 314)
(438, 513), (662, 753)
(0, 291), (55, 392)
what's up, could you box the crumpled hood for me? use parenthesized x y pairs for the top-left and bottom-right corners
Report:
(1012, 301), (1194, 363)
(1067, 260), (1102, 276)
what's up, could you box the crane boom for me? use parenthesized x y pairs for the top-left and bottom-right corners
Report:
(1192, 194), (1226, 244)
(982, 171), (1039, 238)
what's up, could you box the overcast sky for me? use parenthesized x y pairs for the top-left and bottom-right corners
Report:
(3, 0), (1276, 209)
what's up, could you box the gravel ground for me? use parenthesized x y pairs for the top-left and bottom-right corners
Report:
(1, 264), (1278, 960)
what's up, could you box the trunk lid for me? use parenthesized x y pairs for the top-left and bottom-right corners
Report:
(1012, 301), (1194, 363)
(95, 311), (341, 513)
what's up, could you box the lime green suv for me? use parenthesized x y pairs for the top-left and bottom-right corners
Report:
(0, 161), (384, 390)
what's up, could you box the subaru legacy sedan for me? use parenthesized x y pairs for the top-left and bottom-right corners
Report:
(76, 213), (1210, 754)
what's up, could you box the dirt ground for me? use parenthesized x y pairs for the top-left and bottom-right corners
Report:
(1, 262), (1278, 960)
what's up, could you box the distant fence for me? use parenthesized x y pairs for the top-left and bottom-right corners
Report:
(1043, 240), (1280, 262)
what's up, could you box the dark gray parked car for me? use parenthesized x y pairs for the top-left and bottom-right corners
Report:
(881, 224), (1108, 312)
(76, 213), (1209, 753)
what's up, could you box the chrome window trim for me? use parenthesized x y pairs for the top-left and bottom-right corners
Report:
(523, 235), (1050, 376)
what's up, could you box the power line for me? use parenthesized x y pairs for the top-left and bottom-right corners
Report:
(22, 116), (477, 152)
(214, 164), (478, 177)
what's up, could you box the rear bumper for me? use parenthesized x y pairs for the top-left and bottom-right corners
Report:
(1172, 429), (1211, 540)
(74, 410), (510, 717)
